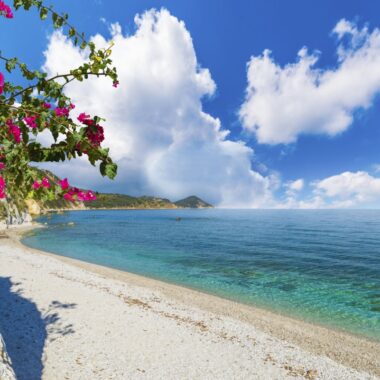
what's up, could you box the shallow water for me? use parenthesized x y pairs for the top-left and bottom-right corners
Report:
(22, 209), (380, 340)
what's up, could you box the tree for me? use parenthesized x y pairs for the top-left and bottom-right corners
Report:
(0, 0), (119, 224)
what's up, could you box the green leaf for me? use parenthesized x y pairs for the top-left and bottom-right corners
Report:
(39, 6), (48, 20)
(105, 162), (117, 179)
(5, 58), (17, 73)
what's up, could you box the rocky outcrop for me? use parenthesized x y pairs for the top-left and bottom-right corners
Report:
(0, 334), (16, 380)
(25, 199), (41, 216)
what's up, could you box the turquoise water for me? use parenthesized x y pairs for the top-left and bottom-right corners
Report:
(22, 209), (380, 340)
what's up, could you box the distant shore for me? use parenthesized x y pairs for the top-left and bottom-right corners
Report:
(33, 205), (213, 217)
(0, 224), (378, 378)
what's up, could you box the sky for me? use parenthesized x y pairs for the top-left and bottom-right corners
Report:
(1, 0), (380, 208)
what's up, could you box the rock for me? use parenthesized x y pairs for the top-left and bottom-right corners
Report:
(25, 199), (41, 216)
(23, 212), (33, 223)
(0, 334), (16, 380)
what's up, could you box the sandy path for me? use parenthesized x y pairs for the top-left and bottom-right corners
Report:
(0, 233), (378, 379)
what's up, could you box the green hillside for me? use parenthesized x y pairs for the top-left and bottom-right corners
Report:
(86, 194), (177, 209)
(174, 196), (213, 208)
(6, 168), (213, 213)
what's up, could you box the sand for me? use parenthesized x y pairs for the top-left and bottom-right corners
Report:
(0, 226), (379, 379)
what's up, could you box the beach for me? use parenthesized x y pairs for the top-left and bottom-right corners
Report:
(0, 226), (379, 379)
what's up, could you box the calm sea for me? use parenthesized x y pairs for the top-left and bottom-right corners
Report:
(22, 209), (380, 340)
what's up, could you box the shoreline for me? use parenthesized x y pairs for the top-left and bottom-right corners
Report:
(14, 226), (380, 344)
(41, 206), (214, 213)
(5, 225), (380, 377)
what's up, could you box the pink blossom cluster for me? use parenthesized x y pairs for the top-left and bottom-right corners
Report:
(6, 119), (21, 143)
(77, 113), (105, 147)
(61, 181), (97, 203)
(0, 161), (5, 199)
(63, 188), (97, 202)
(0, 1), (13, 19)
(58, 178), (97, 202)
(0, 72), (4, 95)
(32, 176), (96, 202)
(0, 176), (5, 199)
(24, 115), (37, 129)
(55, 103), (75, 117)
(32, 177), (51, 190)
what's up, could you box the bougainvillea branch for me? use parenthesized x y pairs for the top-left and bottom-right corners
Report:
(0, 0), (119, 223)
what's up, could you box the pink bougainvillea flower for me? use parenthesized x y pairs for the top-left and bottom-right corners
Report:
(6, 120), (21, 143)
(32, 180), (41, 190)
(76, 191), (85, 201)
(41, 177), (50, 188)
(24, 115), (37, 129)
(85, 191), (96, 201)
(63, 193), (74, 202)
(0, 72), (4, 95)
(69, 103), (75, 110)
(9, 125), (21, 143)
(0, 175), (6, 198)
(0, 1), (13, 19)
(85, 124), (104, 147)
(0, 162), (5, 170)
(112, 80), (119, 88)
(42, 102), (51, 109)
(58, 178), (69, 190)
(77, 112), (91, 123)
(55, 107), (70, 117)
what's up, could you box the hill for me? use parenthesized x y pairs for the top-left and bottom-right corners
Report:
(2, 168), (213, 215)
(83, 194), (177, 209)
(174, 196), (213, 208)
(44, 193), (213, 211)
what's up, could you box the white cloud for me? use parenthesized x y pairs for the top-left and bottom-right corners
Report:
(41, 9), (276, 207)
(286, 178), (304, 193)
(286, 171), (380, 209)
(239, 19), (380, 144)
(314, 171), (380, 204)
(273, 171), (380, 209)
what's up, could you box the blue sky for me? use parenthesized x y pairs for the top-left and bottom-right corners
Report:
(1, 1), (380, 207)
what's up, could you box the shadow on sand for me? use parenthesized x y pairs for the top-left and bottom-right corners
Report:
(0, 277), (76, 380)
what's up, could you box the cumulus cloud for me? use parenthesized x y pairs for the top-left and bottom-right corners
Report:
(272, 171), (380, 209)
(287, 171), (380, 209)
(286, 178), (304, 193)
(239, 19), (380, 144)
(314, 171), (380, 205)
(41, 9), (276, 207)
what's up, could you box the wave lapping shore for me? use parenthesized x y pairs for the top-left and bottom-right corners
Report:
(0, 227), (379, 379)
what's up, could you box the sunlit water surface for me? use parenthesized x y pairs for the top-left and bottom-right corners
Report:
(22, 209), (380, 340)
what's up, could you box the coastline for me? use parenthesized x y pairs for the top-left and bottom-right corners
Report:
(0, 224), (380, 379)
(41, 206), (213, 213)
(0, 225), (378, 378)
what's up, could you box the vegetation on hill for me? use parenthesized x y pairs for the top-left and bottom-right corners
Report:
(174, 196), (213, 208)
(84, 194), (177, 209)
(25, 169), (213, 212)
(43, 193), (213, 211)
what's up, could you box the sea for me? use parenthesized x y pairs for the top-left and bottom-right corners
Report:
(22, 209), (380, 340)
